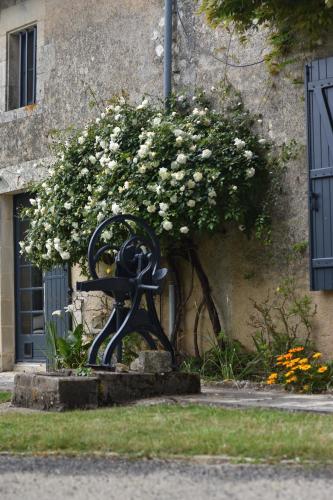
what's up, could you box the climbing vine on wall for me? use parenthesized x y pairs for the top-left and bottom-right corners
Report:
(199, 0), (333, 70)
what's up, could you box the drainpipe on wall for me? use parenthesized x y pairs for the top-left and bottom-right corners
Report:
(163, 0), (173, 109)
(164, 0), (176, 340)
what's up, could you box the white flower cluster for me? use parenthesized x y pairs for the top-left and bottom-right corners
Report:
(20, 93), (271, 270)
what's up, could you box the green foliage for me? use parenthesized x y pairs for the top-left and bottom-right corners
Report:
(199, 0), (333, 69)
(122, 333), (145, 366)
(183, 277), (318, 383)
(249, 277), (317, 377)
(20, 90), (275, 273)
(182, 332), (260, 380)
(46, 321), (92, 370)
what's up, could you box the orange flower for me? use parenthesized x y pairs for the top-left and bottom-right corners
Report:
(299, 364), (312, 371)
(299, 358), (309, 364)
(312, 352), (322, 360)
(266, 373), (278, 385)
(285, 371), (295, 378)
(285, 376), (297, 383)
(318, 366), (328, 373)
(277, 355), (284, 361)
(289, 347), (304, 353)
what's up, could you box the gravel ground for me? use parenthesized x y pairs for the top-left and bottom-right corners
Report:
(0, 456), (333, 500)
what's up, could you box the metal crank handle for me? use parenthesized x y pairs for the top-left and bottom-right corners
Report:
(138, 284), (160, 291)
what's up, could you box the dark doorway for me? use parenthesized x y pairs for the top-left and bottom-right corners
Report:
(14, 193), (69, 362)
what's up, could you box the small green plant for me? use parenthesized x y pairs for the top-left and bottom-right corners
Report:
(249, 277), (317, 377)
(46, 320), (92, 370)
(182, 332), (259, 380)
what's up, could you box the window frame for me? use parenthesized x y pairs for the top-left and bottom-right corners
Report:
(6, 24), (37, 111)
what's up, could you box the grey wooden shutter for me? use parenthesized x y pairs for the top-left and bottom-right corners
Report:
(44, 266), (70, 337)
(306, 57), (333, 290)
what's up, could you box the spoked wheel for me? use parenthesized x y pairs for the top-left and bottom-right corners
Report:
(87, 214), (161, 295)
(79, 213), (175, 368)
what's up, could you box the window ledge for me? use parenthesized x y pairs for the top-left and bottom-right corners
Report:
(0, 103), (43, 125)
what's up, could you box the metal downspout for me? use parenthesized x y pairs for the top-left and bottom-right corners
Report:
(163, 0), (176, 340)
(163, 0), (173, 108)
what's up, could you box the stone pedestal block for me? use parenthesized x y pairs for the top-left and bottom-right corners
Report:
(130, 351), (173, 373)
(12, 371), (201, 411)
(96, 371), (200, 405)
(12, 373), (99, 411)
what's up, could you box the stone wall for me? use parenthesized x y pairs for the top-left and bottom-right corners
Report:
(1, 0), (333, 361)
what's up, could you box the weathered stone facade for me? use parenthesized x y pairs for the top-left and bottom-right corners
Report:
(1, 0), (333, 371)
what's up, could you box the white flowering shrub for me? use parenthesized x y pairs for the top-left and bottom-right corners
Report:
(21, 92), (273, 272)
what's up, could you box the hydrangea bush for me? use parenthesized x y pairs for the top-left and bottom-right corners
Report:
(21, 91), (273, 274)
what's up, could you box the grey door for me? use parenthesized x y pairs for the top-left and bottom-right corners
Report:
(14, 193), (69, 362)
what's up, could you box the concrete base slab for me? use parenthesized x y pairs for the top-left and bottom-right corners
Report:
(11, 371), (201, 411)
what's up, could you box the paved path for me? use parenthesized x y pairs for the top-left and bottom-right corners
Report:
(3, 371), (333, 413)
(0, 456), (332, 500)
(0, 372), (14, 392)
(141, 385), (333, 414)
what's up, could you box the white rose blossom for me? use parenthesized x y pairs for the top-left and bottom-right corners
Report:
(138, 144), (149, 158)
(180, 226), (189, 234)
(159, 167), (170, 180)
(162, 220), (173, 231)
(244, 150), (253, 160)
(172, 170), (185, 181)
(112, 203), (121, 215)
(108, 160), (117, 169)
(234, 138), (246, 149)
(246, 167), (256, 178)
(176, 153), (187, 165)
(60, 251), (70, 260)
(109, 141), (120, 152)
(201, 149), (212, 159)
(187, 200), (196, 208)
(193, 172), (203, 182)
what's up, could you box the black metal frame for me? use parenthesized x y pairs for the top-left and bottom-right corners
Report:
(77, 214), (175, 369)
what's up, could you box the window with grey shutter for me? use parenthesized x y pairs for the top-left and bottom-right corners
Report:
(306, 57), (333, 290)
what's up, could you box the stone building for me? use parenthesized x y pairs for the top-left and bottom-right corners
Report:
(0, 0), (332, 371)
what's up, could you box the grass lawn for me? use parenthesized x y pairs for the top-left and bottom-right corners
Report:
(0, 391), (12, 403)
(0, 404), (333, 462)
